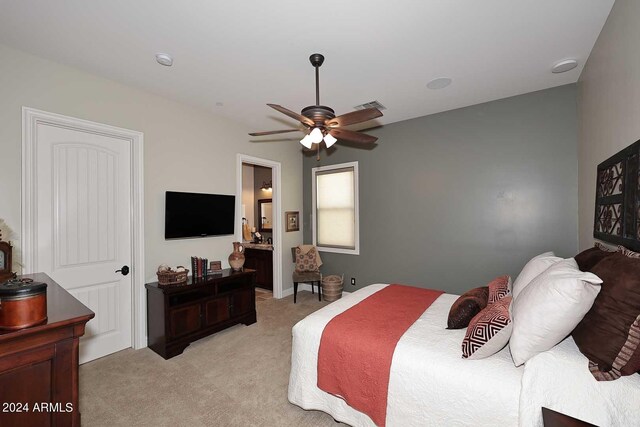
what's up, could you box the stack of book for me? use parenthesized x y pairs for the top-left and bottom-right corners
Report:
(191, 256), (209, 279)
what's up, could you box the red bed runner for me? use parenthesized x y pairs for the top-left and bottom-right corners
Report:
(317, 285), (443, 426)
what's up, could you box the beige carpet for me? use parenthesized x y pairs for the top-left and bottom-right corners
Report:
(255, 287), (274, 302)
(79, 291), (345, 426)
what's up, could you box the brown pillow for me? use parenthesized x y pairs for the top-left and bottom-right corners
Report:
(447, 286), (489, 329)
(572, 252), (640, 380)
(574, 246), (616, 272)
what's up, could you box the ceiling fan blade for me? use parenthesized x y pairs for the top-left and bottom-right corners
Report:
(329, 128), (378, 144)
(249, 129), (302, 136)
(267, 104), (315, 126)
(326, 108), (383, 127)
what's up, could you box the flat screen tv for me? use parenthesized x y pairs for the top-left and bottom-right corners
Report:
(165, 191), (235, 239)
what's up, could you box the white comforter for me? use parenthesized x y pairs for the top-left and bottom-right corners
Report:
(289, 284), (522, 426)
(520, 336), (640, 427)
(289, 284), (640, 427)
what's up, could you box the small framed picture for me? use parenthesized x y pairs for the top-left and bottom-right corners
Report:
(209, 260), (222, 272)
(285, 211), (299, 232)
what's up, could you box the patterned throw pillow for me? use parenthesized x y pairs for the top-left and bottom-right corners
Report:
(462, 296), (513, 359)
(595, 241), (616, 252)
(295, 247), (319, 272)
(446, 286), (489, 329)
(488, 275), (511, 304)
(618, 245), (640, 259)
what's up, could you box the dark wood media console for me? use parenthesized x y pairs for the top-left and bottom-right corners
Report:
(145, 269), (257, 359)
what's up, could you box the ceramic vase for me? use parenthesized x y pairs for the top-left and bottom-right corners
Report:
(228, 242), (245, 271)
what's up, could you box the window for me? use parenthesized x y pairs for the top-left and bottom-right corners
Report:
(312, 161), (359, 255)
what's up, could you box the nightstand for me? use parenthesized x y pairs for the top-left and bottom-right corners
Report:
(542, 408), (597, 427)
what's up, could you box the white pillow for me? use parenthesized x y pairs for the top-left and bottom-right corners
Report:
(509, 258), (602, 366)
(511, 252), (562, 300)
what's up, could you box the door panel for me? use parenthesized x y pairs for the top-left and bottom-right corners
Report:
(34, 122), (132, 363)
(71, 281), (121, 339)
(55, 145), (117, 267)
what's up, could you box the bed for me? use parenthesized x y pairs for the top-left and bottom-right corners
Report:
(288, 283), (640, 426)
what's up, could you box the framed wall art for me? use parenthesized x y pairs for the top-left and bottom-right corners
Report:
(286, 211), (299, 232)
(594, 138), (640, 250)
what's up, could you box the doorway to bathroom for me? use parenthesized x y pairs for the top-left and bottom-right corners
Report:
(236, 155), (282, 300)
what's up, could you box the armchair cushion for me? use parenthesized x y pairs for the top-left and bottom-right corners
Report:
(293, 270), (322, 282)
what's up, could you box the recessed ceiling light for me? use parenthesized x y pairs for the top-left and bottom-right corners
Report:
(551, 59), (578, 74)
(155, 53), (173, 67)
(216, 102), (224, 107)
(427, 77), (453, 90)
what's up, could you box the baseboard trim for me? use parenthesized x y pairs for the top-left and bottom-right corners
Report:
(281, 283), (351, 298)
(282, 286), (294, 297)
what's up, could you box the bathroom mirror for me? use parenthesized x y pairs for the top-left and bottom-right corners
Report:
(258, 199), (273, 232)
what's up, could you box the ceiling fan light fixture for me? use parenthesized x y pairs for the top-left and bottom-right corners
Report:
(249, 54), (383, 160)
(324, 133), (337, 148)
(300, 134), (313, 149)
(309, 127), (323, 144)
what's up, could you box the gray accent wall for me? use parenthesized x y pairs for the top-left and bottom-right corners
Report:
(303, 85), (578, 295)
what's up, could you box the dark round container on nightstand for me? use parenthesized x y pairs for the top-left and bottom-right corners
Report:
(0, 278), (48, 330)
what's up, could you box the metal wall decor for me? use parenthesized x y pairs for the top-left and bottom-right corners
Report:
(594, 139), (640, 250)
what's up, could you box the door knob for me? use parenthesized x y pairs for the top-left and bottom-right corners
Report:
(116, 265), (130, 276)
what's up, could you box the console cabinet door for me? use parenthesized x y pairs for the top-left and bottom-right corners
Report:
(169, 305), (201, 338)
(205, 296), (231, 326)
(232, 288), (254, 317)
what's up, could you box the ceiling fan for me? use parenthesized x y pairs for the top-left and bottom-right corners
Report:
(249, 53), (383, 158)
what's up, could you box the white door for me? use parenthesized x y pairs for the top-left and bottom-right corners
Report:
(33, 121), (133, 363)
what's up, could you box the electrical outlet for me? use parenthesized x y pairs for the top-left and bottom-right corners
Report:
(351, 277), (356, 286)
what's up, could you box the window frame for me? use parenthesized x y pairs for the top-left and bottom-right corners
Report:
(311, 161), (360, 255)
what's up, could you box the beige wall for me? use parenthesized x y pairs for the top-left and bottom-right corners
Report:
(0, 43), (303, 291)
(578, 0), (640, 250)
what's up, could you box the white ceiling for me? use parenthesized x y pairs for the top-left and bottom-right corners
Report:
(0, 0), (614, 132)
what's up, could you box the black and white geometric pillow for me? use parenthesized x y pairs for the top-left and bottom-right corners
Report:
(462, 296), (513, 360)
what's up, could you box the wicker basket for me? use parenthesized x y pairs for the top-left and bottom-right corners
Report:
(322, 275), (344, 302)
(157, 268), (189, 286)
